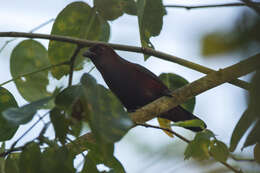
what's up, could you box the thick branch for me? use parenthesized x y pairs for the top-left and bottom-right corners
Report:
(164, 2), (260, 10)
(131, 53), (260, 123)
(0, 32), (250, 90)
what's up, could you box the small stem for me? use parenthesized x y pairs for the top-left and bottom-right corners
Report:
(164, 2), (260, 10)
(135, 122), (191, 143)
(68, 45), (82, 86)
(0, 32), (250, 90)
(136, 122), (243, 173)
(10, 111), (50, 150)
(0, 61), (69, 87)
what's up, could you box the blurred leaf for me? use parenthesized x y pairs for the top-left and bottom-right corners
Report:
(0, 143), (5, 172)
(230, 109), (255, 152)
(49, 2), (108, 79)
(41, 146), (75, 173)
(19, 142), (41, 173)
(5, 153), (20, 173)
(210, 140), (229, 162)
(94, 0), (124, 21)
(157, 118), (173, 137)
(173, 119), (206, 130)
(184, 130), (215, 160)
(123, 0), (137, 15)
(3, 97), (51, 125)
(0, 87), (19, 141)
(254, 143), (260, 164)
(159, 73), (195, 113)
(98, 16), (111, 42)
(137, 0), (165, 60)
(81, 151), (99, 173)
(50, 108), (69, 144)
(81, 73), (133, 144)
(243, 120), (260, 149)
(201, 12), (260, 56)
(10, 39), (51, 101)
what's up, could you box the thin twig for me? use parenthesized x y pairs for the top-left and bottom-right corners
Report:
(0, 61), (70, 86)
(164, 2), (260, 10)
(135, 122), (191, 143)
(136, 123), (243, 173)
(68, 45), (82, 86)
(0, 32), (250, 90)
(10, 111), (50, 150)
(0, 18), (54, 53)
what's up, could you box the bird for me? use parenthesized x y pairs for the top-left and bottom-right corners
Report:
(83, 44), (206, 132)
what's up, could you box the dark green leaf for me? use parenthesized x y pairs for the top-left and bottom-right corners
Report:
(210, 140), (229, 162)
(137, 0), (165, 60)
(81, 151), (99, 173)
(3, 97), (51, 125)
(10, 39), (51, 102)
(49, 2), (104, 79)
(94, 0), (124, 21)
(0, 143), (5, 172)
(173, 119), (205, 129)
(98, 16), (111, 42)
(81, 73), (133, 143)
(5, 153), (20, 173)
(254, 143), (260, 164)
(123, 0), (137, 15)
(243, 120), (260, 149)
(41, 147), (75, 173)
(230, 109), (255, 152)
(19, 142), (41, 173)
(0, 87), (19, 141)
(50, 108), (69, 144)
(159, 73), (195, 113)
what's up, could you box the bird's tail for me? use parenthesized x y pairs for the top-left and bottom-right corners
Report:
(159, 106), (206, 132)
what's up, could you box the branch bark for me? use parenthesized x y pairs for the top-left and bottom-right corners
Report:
(0, 32), (250, 90)
(164, 2), (260, 10)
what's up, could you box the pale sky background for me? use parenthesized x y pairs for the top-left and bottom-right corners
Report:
(0, 0), (259, 172)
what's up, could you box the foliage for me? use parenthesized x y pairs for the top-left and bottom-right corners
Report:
(0, 0), (259, 173)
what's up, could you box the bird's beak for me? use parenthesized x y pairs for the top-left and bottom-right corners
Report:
(83, 50), (96, 58)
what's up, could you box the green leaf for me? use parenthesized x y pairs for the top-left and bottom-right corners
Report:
(81, 151), (100, 173)
(159, 73), (195, 113)
(0, 87), (19, 141)
(94, 0), (124, 21)
(123, 0), (137, 15)
(3, 97), (51, 125)
(184, 130), (215, 160)
(137, 0), (165, 60)
(254, 143), (260, 164)
(0, 143), (5, 172)
(173, 119), (206, 129)
(49, 2), (106, 79)
(50, 108), (69, 144)
(210, 140), (229, 162)
(41, 146), (75, 173)
(81, 74), (133, 143)
(230, 109), (255, 152)
(19, 142), (41, 173)
(5, 153), (20, 173)
(10, 39), (51, 102)
(243, 120), (260, 149)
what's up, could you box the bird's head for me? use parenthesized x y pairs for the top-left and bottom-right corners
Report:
(83, 44), (115, 60)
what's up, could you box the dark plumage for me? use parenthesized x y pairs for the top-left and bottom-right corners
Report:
(83, 44), (206, 132)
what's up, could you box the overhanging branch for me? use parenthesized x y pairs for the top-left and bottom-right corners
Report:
(0, 32), (250, 90)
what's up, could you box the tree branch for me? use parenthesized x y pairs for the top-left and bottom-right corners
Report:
(164, 2), (260, 10)
(0, 32), (250, 90)
(131, 53), (260, 123)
